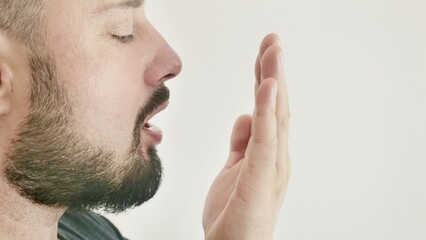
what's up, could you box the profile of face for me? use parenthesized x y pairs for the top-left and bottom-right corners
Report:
(2, 0), (182, 213)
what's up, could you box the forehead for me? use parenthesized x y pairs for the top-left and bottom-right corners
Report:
(41, 0), (145, 35)
(96, 0), (145, 13)
(46, 0), (144, 15)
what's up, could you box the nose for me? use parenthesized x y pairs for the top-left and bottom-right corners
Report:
(143, 25), (182, 87)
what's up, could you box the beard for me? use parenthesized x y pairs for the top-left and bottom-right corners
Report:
(4, 47), (167, 213)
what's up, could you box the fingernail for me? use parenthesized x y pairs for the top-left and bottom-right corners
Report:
(279, 52), (284, 71)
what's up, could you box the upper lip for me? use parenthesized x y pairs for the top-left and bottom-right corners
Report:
(143, 100), (170, 126)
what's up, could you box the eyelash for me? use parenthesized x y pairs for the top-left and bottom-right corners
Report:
(112, 34), (135, 44)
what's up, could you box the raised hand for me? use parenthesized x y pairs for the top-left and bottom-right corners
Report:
(203, 33), (291, 240)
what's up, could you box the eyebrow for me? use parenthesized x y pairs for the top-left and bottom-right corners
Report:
(97, 0), (145, 14)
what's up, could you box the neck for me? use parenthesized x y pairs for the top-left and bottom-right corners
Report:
(0, 179), (65, 240)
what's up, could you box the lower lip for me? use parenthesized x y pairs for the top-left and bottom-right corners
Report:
(142, 124), (163, 145)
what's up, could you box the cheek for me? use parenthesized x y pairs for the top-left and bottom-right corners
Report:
(70, 58), (151, 150)
(88, 63), (145, 122)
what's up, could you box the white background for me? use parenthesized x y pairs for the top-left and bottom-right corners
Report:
(106, 0), (426, 239)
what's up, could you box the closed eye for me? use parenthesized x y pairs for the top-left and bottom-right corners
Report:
(112, 34), (135, 44)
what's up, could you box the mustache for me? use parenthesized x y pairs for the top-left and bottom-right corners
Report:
(139, 84), (170, 125)
(132, 84), (170, 151)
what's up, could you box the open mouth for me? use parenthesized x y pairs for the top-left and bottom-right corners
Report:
(142, 100), (169, 128)
(141, 100), (169, 145)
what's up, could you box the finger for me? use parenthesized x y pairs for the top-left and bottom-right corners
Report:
(260, 44), (284, 82)
(261, 42), (291, 179)
(259, 33), (281, 60)
(226, 115), (252, 168)
(249, 77), (278, 169)
(256, 33), (281, 94)
(255, 55), (261, 92)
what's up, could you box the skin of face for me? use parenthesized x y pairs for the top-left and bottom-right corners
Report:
(1, 0), (182, 212)
(41, 0), (182, 159)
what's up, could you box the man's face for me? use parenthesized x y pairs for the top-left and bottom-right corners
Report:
(4, 0), (181, 213)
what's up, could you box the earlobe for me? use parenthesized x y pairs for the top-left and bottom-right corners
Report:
(0, 64), (13, 116)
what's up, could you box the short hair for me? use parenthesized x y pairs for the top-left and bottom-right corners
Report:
(0, 0), (44, 46)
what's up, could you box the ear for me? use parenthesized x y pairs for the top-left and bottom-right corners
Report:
(0, 63), (13, 116)
(0, 30), (15, 116)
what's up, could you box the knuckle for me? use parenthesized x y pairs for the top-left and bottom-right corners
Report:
(256, 109), (275, 118)
(280, 112), (291, 127)
(251, 135), (278, 149)
(235, 182), (258, 205)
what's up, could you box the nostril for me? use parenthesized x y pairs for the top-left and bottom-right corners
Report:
(162, 73), (176, 82)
